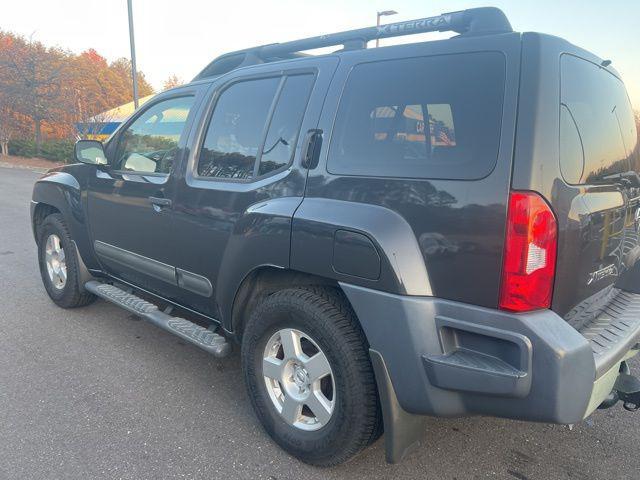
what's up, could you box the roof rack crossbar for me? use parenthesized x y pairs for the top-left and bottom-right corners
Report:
(194, 7), (512, 80)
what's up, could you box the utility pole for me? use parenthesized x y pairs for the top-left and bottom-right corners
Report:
(376, 10), (398, 47)
(127, 0), (139, 109)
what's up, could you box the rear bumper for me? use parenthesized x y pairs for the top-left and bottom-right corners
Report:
(341, 283), (640, 425)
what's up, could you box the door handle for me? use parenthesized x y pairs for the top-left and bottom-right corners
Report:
(149, 196), (172, 211)
(301, 129), (323, 169)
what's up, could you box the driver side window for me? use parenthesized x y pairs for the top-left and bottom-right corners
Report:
(114, 96), (195, 174)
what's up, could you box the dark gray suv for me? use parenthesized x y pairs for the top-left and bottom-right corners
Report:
(30, 7), (640, 466)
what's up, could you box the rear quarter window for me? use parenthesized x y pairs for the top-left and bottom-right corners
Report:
(560, 54), (637, 184)
(327, 52), (506, 180)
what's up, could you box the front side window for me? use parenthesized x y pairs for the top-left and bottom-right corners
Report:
(197, 74), (314, 180)
(115, 96), (194, 174)
(327, 52), (505, 180)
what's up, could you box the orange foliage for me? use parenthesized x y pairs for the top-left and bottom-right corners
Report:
(162, 74), (184, 91)
(0, 30), (154, 152)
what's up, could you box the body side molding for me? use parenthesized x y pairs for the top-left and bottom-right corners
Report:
(94, 241), (213, 297)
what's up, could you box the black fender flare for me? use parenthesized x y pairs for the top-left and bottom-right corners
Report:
(290, 197), (432, 296)
(31, 170), (99, 272)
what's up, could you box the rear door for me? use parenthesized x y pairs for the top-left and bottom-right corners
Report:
(171, 57), (339, 320)
(553, 53), (640, 318)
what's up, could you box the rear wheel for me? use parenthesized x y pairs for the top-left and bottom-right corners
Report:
(241, 287), (382, 466)
(37, 213), (95, 308)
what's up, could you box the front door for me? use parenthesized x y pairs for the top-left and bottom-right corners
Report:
(87, 89), (203, 300)
(171, 57), (338, 321)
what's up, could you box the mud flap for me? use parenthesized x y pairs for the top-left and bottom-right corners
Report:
(370, 349), (427, 463)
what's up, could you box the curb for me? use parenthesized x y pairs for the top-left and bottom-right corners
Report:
(0, 161), (53, 174)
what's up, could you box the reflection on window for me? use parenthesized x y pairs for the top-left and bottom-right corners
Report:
(258, 75), (314, 176)
(198, 74), (314, 180)
(560, 55), (635, 184)
(370, 104), (456, 157)
(328, 52), (505, 180)
(116, 96), (194, 174)
(559, 105), (585, 185)
(428, 104), (456, 148)
(198, 78), (279, 179)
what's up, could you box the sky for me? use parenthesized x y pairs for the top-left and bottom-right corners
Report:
(2, 0), (639, 108)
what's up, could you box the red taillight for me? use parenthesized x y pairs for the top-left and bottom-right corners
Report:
(499, 191), (558, 312)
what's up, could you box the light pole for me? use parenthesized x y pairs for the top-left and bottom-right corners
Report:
(127, 0), (139, 109)
(376, 10), (398, 47)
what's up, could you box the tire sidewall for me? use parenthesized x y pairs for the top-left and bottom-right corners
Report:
(241, 290), (370, 464)
(38, 215), (80, 307)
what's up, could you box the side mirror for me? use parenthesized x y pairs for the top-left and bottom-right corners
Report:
(74, 140), (108, 166)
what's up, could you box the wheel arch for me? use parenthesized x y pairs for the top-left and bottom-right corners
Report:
(31, 169), (100, 272)
(31, 202), (61, 243)
(229, 266), (344, 341)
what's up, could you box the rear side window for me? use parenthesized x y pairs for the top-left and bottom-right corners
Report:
(197, 74), (314, 180)
(327, 52), (506, 180)
(560, 55), (638, 184)
(259, 75), (315, 176)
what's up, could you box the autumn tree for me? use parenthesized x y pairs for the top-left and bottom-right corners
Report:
(109, 57), (154, 100)
(163, 74), (183, 91)
(0, 89), (19, 156)
(0, 103), (14, 156)
(0, 30), (156, 158)
(0, 33), (72, 153)
(0, 35), (16, 155)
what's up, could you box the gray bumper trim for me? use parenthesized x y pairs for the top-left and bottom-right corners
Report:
(340, 283), (597, 424)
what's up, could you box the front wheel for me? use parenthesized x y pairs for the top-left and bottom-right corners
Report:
(37, 213), (95, 308)
(241, 287), (382, 466)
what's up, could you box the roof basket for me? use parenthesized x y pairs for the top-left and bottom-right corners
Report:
(193, 7), (512, 80)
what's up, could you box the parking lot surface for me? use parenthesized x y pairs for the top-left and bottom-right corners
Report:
(1, 166), (639, 480)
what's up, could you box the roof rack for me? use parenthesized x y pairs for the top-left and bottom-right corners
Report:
(193, 7), (512, 80)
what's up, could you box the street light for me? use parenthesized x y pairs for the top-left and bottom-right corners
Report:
(376, 10), (398, 47)
(127, 0), (139, 109)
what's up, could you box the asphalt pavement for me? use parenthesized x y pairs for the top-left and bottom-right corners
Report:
(1, 165), (639, 480)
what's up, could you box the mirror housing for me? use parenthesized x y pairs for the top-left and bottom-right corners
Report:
(74, 140), (108, 166)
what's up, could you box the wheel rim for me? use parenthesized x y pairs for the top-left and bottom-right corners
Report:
(262, 328), (336, 431)
(44, 234), (67, 290)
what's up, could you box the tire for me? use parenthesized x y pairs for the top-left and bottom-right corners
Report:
(241, 287), (382, 466)
(37, 213), (95, 308)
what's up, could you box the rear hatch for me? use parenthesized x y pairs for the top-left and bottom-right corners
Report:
(553, 52), (640, 322)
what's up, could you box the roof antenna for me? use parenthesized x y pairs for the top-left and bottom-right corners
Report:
(601, 59), (612, 67)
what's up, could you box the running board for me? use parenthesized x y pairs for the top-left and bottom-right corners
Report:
(84, 280), (231, 358)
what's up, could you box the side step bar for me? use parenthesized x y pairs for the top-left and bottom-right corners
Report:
(85, 281), (231, 358)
